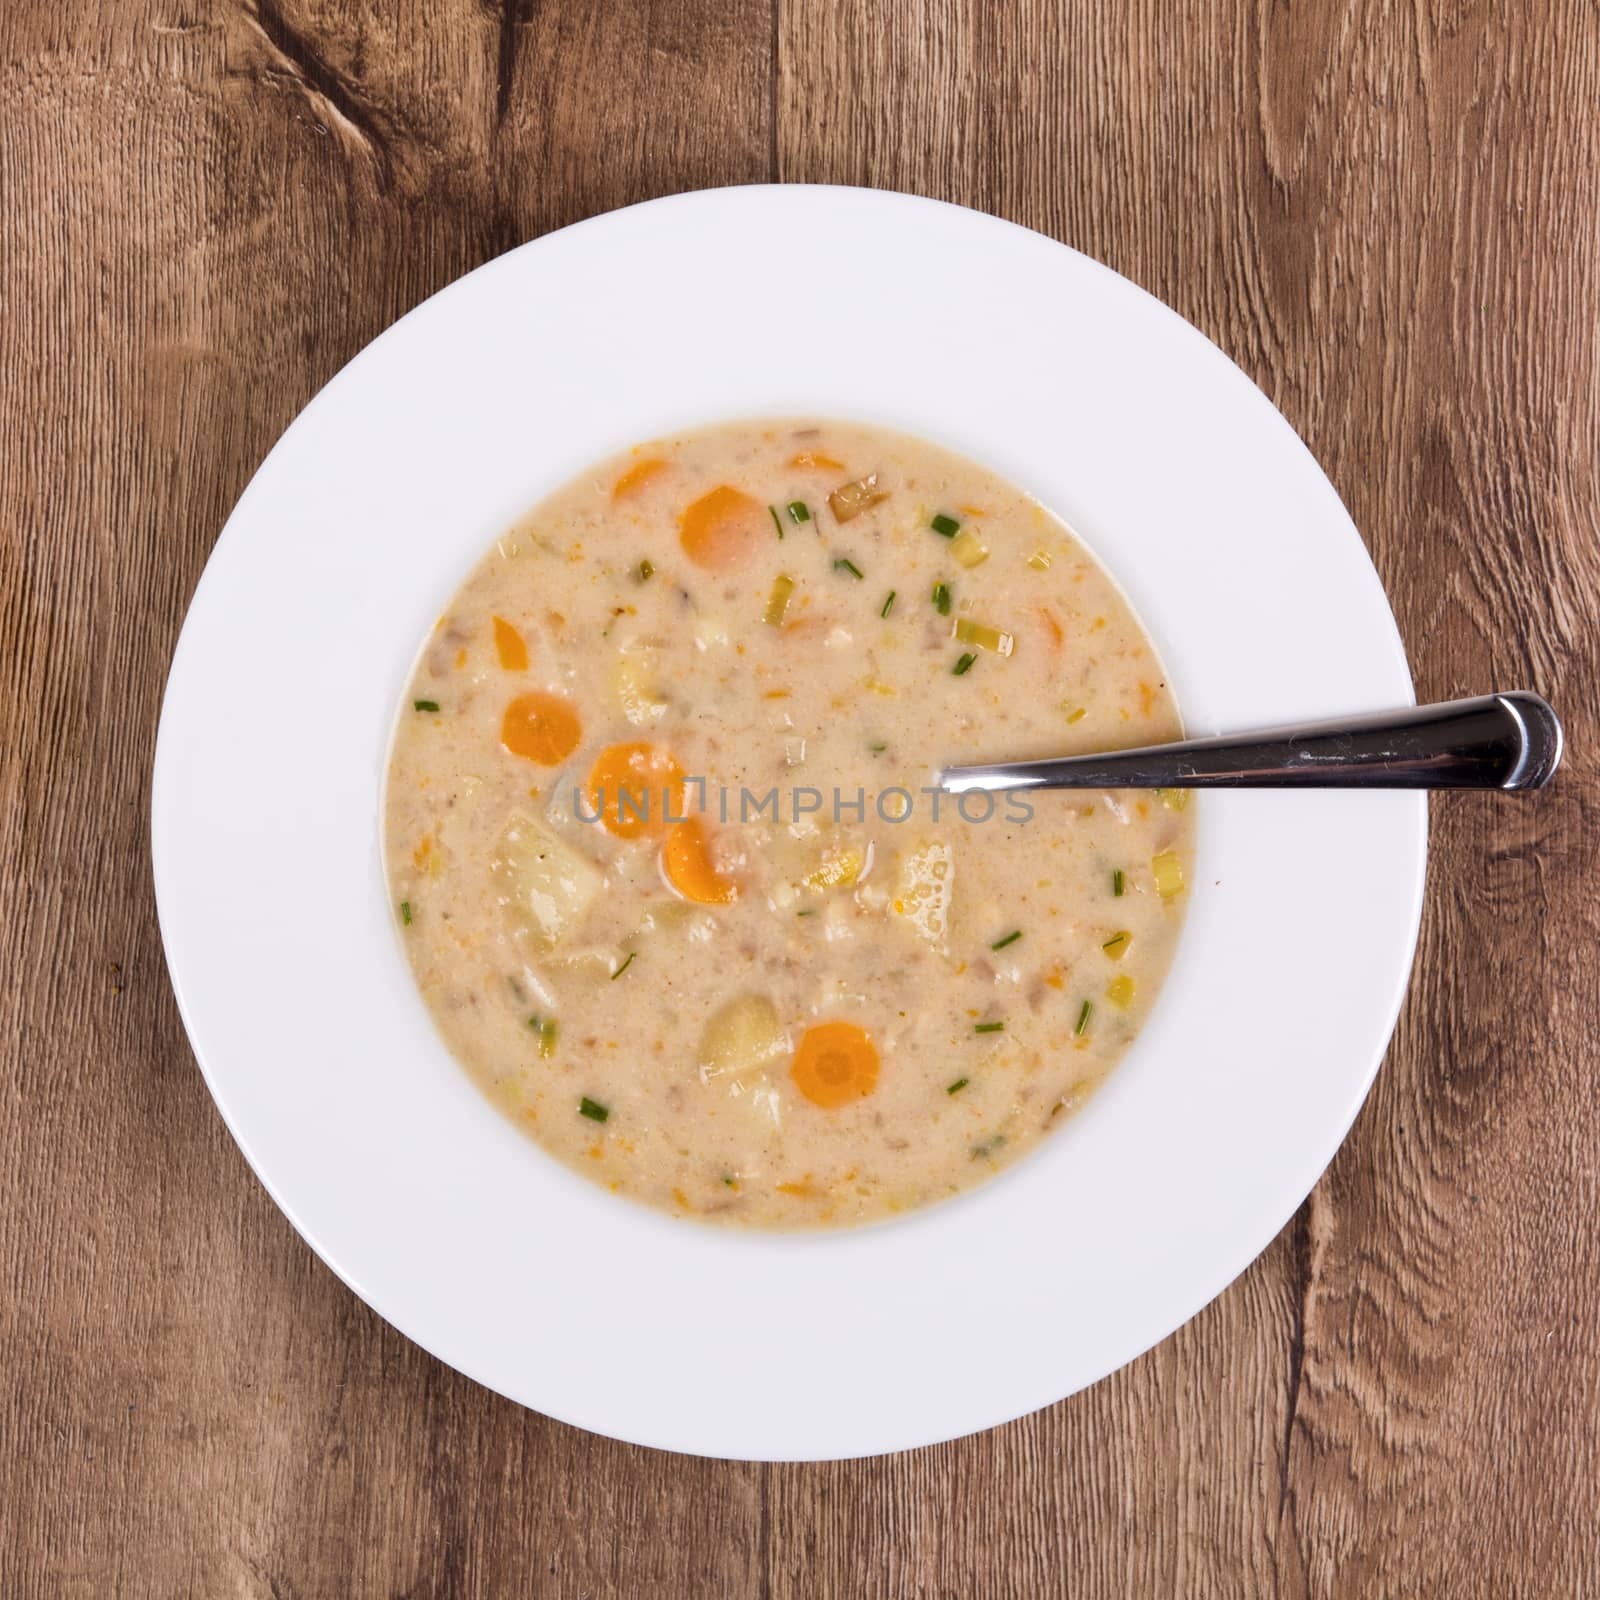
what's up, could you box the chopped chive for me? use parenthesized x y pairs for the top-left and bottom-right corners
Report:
(528, 1015), (558, 1058)
(578, 1096), (609, 1123)
(834, 557), (864, 580)
(1112, 869), (1125, 897)
(932, 582), (952, 616)
(1075, 1000), (1093, 1036)
(953, 652), (977, 676)
(990, 929), (1022, 951)
(413, 699), (440, 713)
(786, 500), (811, 524)
(399, 900), (412, 925)
(869, 741), (888, 753)
(795, 908), (816, 916)
(947, 1077), (969, 1094)
(931, 513), (960, 537)
(769, 505), (784, 540)
(974, 1020), (1005, 1034)
(637, 558), (654, 581)
(610, 951), (636, 980)
(880, 590), (896, 617)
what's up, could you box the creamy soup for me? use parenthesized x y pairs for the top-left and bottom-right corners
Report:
(384, 420), (1193, 1228)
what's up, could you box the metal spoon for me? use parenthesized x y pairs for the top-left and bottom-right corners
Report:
(938, 692), (1563, 794)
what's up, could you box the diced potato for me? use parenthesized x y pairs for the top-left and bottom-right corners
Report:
(608, 651), (668, 726)
(950, 529), (989, 568)
(953, 618), (1015, 655)
(892, 837), (954, 953)
(1106, 975), (1136, 1010)
(805, 844), (866, 890)
(490, 812), (605, 952)
(699, 995), (789, 1082)
(828, 473), (888, 522)
(1154, 787), (1189, 812)
(1152, 850), (1185, 899)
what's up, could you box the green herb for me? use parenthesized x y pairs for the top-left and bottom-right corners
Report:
(528, 1015), (558, 1058)
(869, 741), (888, 754)
(1102, 932), (1130, 957)
(971, 1133), (1007, 1160)
(953, 652), (977, 676)
(931, 513), (960, 537)
(1112, 869), (1125, 897)
(796, 908), (817, 916)
(787, 500), (811, 524)
(578, 1096), (609, 1123)
(834, 558), (864, 580)
(990, 929), (1022, 951)
(769, 505), (784, 540)
(610, 952), (636, 980)
(413, 699), (440, 713)
(880, 590), (896, 617)
(974, 1020), (1005, 1034)
(947, 1077), (969, 1094)
(932, 582), (952, 616)
(1075, 1000), (1093, 1036)
(399, 900), (412, 926)
(637, 559), (654, 581)
(722, 1174), (737, 1187)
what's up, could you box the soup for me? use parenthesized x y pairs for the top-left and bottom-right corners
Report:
(384, 420), (1193, 1227)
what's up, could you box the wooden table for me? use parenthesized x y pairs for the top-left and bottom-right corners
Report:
(5, 2), (1597, 1593)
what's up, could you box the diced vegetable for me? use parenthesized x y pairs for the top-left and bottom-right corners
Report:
(491, 812), (604, 952)
(952, 653), (976, 676)
(636, 559), (654, 582)
(609, 650), (668, 726)
(790, 451), (844, 471)
(953, 618), (1015, 656)
(492, 616), (529, 671)
(1065, 706), (1087, 724)
(765, 574), (796, 627)
(828, 473), (888, 522)
(1152, 850), (1185, 898)
(578, 1095), (609, 1122)
(679, 485), (766, 570)
(613, 458), (667, 499)
(1027, 549), (1052, 570)
(974, 1021), (1004, 1034)
(413, 699), (440, 713)
(698, 994), (789, 1082)
(528, 1015), (559, 1057)
(930, 513), (960, 537)
(1106, 975), (1136, 1010)
(663, 817), (737, 904)
(399, 900), (412, 925)
(950, 529), (989, 568)
(892, 837), (954, 953)
(805, 844), (866, 890)
(932, 582), (952, 616)
(585, 742), (685, 839)
(786, 500), (811, 523)
(947, 1077), (969, 1094)
(501, 690), (582, 765)
(790, 1021), (880, 1108)
(1101, 931), (1131, 960)
(1155, 787), (1190, 812)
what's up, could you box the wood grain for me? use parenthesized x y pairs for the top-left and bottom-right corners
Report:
(3, 0), (1597, 1594)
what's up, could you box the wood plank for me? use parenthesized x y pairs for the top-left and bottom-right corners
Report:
(1, 2), (769, 1595)
(775, 0), (1600, 1594)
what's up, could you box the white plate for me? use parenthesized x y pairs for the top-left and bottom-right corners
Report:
(153, 185), (1424, 1461)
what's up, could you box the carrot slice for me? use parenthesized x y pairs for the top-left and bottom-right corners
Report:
(790, 1021), (879, 1109)
(789, 451), (845, 471)
(613, 458), (667, 499)
(586, 741), (684, 839)
(493, 616), (529, 671)
(678, 485), (765, 570)
(501, 691), (580, 765)
(661, 817), (736, 904)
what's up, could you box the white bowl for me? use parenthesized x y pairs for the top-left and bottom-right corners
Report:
(152, 185), (1424, 1460)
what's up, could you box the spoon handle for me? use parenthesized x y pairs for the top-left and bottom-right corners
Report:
(938, 693), (1563, 793)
